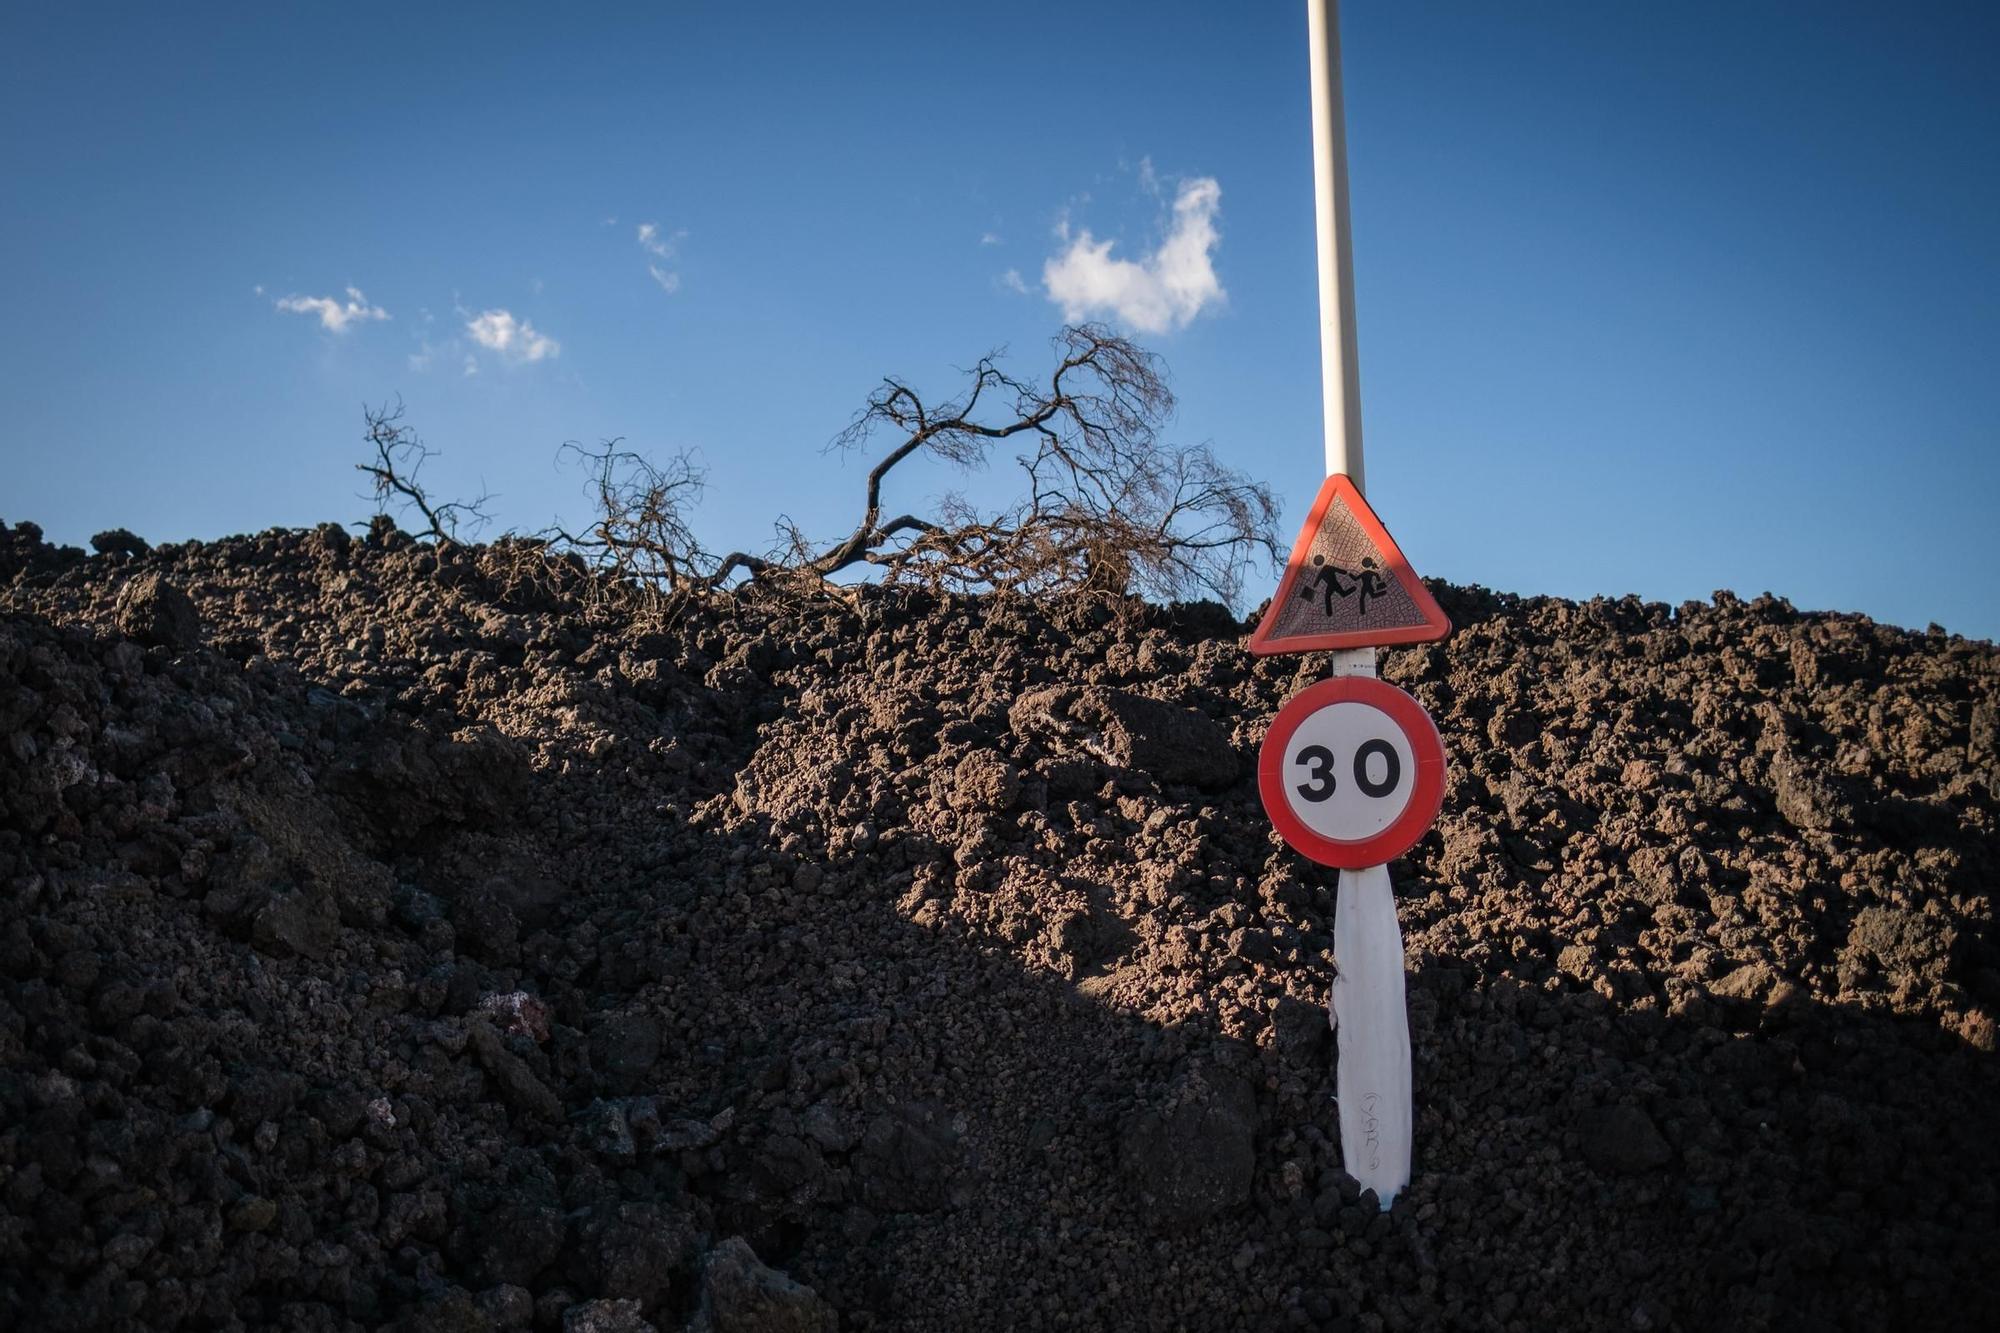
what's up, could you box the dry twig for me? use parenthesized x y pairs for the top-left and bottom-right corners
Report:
(356, 399), (492, 544)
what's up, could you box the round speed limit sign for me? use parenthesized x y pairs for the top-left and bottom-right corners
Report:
(1258, 676), (1446, 869)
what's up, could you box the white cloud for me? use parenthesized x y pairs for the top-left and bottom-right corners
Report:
(636, 222), (683, 294)
(999, 268), (1027, 295)
(464, 308), (560, 363)
(1042, 175), (1225, 335)
(980, 231), (1003, 247)
(275, 285), (390, 333)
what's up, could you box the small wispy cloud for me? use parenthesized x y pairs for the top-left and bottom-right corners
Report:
(1042, 175), (1225, 335)
(636, 222), (683, 294)
(999, 268), (1028, 295)
(1136, 155), (1162, 198)
(464, 308), (560, 364)
(980, 231), (1003, 247)
(274, 286), (389, 333)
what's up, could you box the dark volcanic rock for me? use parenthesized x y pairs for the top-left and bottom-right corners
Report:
(113, 570), (201, 648)
(691, 1238), (835, 1333)
(1577, 1104), (1672, 1175)
(453, 881), (522, 965)
(449, 1188), (566, 1288)
(90, 527), (151, 558)
(250, 886), (339, 959)
(1846, 905), (1952, 983)
(591, 1010), (663, 1083)
(564, 1299), (656, 1333)
(947, 751), (1020, 812)
(1010, 685), (1238, 789)
(853, 1103), (965, 1213)
(1119, 1065), (1257, 1226)
(0, 526), (1996, 1332)
(468, 1019), (562, 1120)
(570, 1199), (696, 1311)
(1770, 751), (1856, 832)
(1271, 994), (1331, 1064)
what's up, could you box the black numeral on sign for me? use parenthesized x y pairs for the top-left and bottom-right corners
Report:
(1294, 739), (1401, 802)
(1295, 745), (1338, 801)
(1353, 738), (1401, 797)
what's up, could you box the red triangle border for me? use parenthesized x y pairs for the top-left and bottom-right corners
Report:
(1247, 473), (1452, 655)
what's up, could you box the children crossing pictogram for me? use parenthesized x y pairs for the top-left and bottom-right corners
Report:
(1301, 554), (1390, 618)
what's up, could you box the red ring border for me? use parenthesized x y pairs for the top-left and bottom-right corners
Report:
(1258, 676), (1446, 869)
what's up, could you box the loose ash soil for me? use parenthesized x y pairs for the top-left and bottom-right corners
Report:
(1, 518), (1996, 1332)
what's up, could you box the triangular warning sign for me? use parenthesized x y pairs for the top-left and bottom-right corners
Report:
(1248, 473), (1451, 655)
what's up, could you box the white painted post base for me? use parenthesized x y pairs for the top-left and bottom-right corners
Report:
(1331, 863), (1412, 1209)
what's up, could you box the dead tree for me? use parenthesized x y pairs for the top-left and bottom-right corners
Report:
(356, 400), (491, 543)
(786, 324), (1280, 604)
(353, 326), (1278, 611)
(537, 439), (749, 605)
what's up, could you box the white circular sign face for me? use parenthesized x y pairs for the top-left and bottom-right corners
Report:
(1280, 700), (1418, 842)
(1260, 676), (1446, 869)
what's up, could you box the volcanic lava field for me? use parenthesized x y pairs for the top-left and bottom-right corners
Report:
(1, 518), (1995, 1331)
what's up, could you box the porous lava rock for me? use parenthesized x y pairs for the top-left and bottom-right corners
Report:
(112, 569), (201, 649)
(1009, 684), (1239, 789)
(90, 527), (151, 559)
(1576, 1104), (1673, 1175)
(1119, 1063), (1258, 1226)
(690, 1238), (835, 1333)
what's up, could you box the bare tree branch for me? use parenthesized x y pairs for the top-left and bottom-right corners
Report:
(795, 325), (1280, 604)
(355, 398), (492, 544)
(523, 439), (732, 608)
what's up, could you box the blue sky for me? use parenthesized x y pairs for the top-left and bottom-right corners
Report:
(4, 2), (1996, 638)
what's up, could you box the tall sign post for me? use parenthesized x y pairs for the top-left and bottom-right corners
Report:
(1308, 0), (1365, 489)
(1247, 1), (1454, 1210)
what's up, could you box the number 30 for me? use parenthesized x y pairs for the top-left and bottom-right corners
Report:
(1294, 739), (1401, 803)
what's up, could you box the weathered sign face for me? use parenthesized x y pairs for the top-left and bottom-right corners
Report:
(1257, 675), (1445, 869)
(1248, 473), (1451, 655)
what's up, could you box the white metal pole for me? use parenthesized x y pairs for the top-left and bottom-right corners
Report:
(1308, 0), (1364, 490)
(1310, 0), (1374, 686)
(1308, 0), (1410, 1212)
